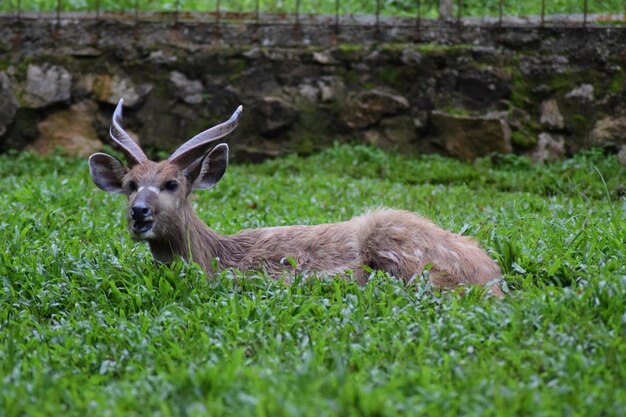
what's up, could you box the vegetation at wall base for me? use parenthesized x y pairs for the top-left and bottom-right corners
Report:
(0, 145), (624, 416)
(0, 0), (622, 18)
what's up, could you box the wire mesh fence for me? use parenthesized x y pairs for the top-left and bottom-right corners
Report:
(0, 0), (623, 26)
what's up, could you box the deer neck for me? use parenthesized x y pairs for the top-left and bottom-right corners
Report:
(147, 204), (233, 274)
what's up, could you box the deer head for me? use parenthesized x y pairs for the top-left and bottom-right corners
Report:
(88, 99), (243, 241)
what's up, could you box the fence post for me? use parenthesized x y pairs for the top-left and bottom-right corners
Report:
(255, 0), (259, 25)
(335, 0), (340, 32)
(95, 0), (100, 20)
(583, 0), (588, 26)
(174, 0), (179, 23)
(375, 0), (381, 31)
(134, 0), (139, 23)
(215, 0), (220, 25)
(439, 0), (453, 21)
(56, 0), (61, 26)
(295, 0), (300, 27)
(540, 0), (545, 27)
(498, 0), (503, 26)
(416, 0), (421, 31)
(456, 0), (462, 26)
(17, 0), (22, 20)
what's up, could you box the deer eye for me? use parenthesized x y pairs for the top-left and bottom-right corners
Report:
(128, 181), (138, 193)
(163, 181), (178, 191)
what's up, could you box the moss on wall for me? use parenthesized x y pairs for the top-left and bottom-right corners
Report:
(511, 130), (536, 148)
(609, 69), (625, 94)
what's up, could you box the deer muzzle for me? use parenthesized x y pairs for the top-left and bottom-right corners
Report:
(130, 199), (155, 237)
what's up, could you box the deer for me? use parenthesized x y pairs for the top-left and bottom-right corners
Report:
(88, 99), (503, 297)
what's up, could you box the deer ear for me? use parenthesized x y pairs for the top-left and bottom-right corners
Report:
(88, 153), (127, 193)
(186, 144), (229, 190)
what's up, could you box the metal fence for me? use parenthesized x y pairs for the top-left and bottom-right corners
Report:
(0, 0), (624, 27)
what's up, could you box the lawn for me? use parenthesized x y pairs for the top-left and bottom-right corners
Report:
(0, 144), (625, 416)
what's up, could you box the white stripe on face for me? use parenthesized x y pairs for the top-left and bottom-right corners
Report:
(138, 186), (160, 194)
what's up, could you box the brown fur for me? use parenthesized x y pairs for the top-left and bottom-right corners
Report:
(123, 161), (503, 296)
(89, 103), (503, 296)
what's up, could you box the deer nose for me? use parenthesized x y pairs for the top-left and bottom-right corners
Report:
(131, 203), (152, 220)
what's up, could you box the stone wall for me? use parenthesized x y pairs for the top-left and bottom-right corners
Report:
(1, 18), (625, 163)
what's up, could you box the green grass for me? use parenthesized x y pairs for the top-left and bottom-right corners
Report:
(0, 144), (625, 416)
(0, 0), (623, 17)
